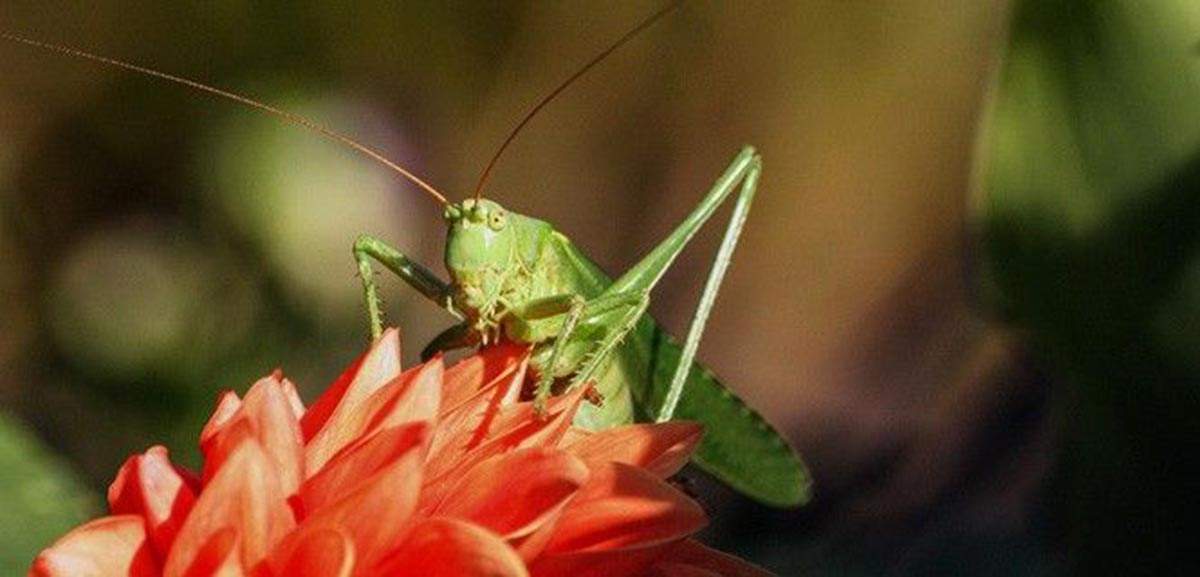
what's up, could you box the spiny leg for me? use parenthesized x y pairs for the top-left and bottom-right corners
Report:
(507, 290), (649, 415)
(353, 234), (453, 340)
(656, 154), (761, 422)
(570, 291), (650, 389)
(533, 295), (586, 416)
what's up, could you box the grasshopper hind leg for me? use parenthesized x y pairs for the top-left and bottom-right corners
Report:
(655, 151), (760, 422)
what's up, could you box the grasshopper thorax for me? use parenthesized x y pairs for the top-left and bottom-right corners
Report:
(444, 198), (528, 339)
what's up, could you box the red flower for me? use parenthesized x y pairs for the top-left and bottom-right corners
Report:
(30, 329), (773, 577)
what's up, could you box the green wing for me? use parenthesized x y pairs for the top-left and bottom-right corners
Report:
(0, 413), (98, 573)
(548, 233), (811, 507)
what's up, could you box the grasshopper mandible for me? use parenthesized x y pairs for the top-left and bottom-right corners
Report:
(3, 2), (809, 507)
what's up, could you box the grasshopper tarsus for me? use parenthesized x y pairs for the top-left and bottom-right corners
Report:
(582, 385), (605, 408)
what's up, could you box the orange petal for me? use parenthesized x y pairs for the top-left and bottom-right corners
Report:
(300, 351), (365, 441)
(201, 418), (257, 484)
(426, 359), (527, 468)
(297, 441), (423, 574)
(430, 448), (588, 546)
(300, 329), (401, 444)
(279, 378), (307, 421)
(526, 546), (669, 577)
(175, 464), (203, 494)
(180, 527), (244, 577)
(200, 391), (242, 453)
(165, 439), (295, 577)
(482, 385), (587, 451)
(29, 515), (159, 577)
(558, 427), (591, 447)
(564, 422), (703, 479)
(108, 445), (197, 556)
(650, 563), (721, 577)
(299, 422), (428, 515)
(425, 384), (587, 493)
(304, 352), (437, 475)
(200, 376), (305, 497)
(654, 540), (775, 577)
(242, 377), (307, 493)
(542, 462), (707, 555)
(244, 377), (305, 494)
(356, 357), (442, 438)
(275, 526), (355, 577)
(374, 518), (528, 577)
(441, 342), (528, 413)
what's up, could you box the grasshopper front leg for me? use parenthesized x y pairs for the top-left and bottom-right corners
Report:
(353, 234), (455, 340)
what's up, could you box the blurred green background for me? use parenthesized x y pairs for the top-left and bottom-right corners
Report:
(2, 0), (1199, 575)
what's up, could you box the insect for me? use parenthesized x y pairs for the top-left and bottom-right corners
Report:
(3, 3), (810, 507)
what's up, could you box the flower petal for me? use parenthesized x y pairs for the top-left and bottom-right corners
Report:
(279, 378), (307, 421)
(199, 391), (242, 452)
(298, 422), (428, 515)
(481, 385), (588, 451)
(243, 377), (305, 494)
(300, 352), (365, 441)
(427, 360), (528, 468)
(558, 427), (590, 447)
(526, 546), (668, 577)
(430, 448), (589, 545)
(564, 422), (703, 479)
(375, 518), (528, 577)
(108, 445), (197, 556)
(29, 515), (159, 577)
(200, 376), (305, 498)
(276, 526), (356, 577)
(355, 357), (442, 439)
(199, 418), (255, 484)
(297, 439), (423, 574)
(164, 439), (295, 577)
(654, 540), (775, 577)
(179, 527), (243, 577)
(650, 563), (722, 577)
(542, 462), (707, 555)
(441, 342), (528, 413)
(304, 350), (438, 475)
(248, 377), (308, 491)
(300, 328), (401, 444)
(425, 384), (586, 495)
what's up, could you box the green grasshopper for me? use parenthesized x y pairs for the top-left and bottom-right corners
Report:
(354, 146), (808, 507)
(2, 4), (810, 507)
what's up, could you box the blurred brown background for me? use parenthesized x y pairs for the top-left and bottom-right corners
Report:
(5, 1), (1200, 575)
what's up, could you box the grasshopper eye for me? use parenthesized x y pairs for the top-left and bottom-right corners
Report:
(488, 210), (508, 231)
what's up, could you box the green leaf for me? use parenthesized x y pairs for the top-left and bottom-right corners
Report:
(980, 0), (1200, 324)
(0, 413), (99, 575)
(978, 1), (1200, 573)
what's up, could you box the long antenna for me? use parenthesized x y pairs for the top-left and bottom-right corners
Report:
(472, 0), (685, 202)
(1, 32), (449, 206)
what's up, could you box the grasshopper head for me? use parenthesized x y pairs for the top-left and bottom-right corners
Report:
(443, 198), (518, 325)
